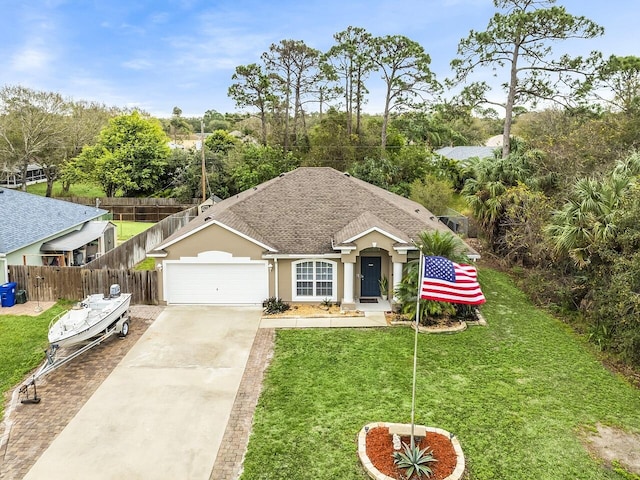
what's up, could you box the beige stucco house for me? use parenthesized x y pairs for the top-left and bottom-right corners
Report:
(149, 167), (478, 309)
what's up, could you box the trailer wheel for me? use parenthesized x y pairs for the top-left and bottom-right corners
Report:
(119, 320), (129, 337)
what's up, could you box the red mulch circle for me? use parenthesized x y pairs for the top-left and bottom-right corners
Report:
(365, 426), (458, 479)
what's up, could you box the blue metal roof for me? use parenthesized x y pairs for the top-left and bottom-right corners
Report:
(0, 188), (108, 254)
(435, 146), (497, 162)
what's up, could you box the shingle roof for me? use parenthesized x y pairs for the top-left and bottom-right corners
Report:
(435, 146), (497, 162)
(0, 188), (107, 254)
(157, 167), (468, 255)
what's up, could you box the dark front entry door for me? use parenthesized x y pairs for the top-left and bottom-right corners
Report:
(360, 256), (381, 297)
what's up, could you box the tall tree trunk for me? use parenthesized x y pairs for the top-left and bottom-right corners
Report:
(502, 44), (521, 158)
(381, 84), (392, 153)
(346, 59), (352, 136)
(20, 161), (28, 191)
(355, 67), (363, 138)
(260, 111), (267, 145)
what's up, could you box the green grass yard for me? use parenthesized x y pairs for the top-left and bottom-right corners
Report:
(112, 221), (155, 244)
(241, 268), (640, 480)
(26, 181), (105, 198)
(0, 303), (71, 418)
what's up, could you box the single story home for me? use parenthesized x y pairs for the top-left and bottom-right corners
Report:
(149, 167), (479, 309)
(0, 188), (114, 284)
(0, 163), (47, 188)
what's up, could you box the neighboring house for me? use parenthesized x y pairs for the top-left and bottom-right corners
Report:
(0, 188), (114, 284)
(435, 146), (497, 164)
(0, 163), (47, 188)
(149, 167), (479, 308)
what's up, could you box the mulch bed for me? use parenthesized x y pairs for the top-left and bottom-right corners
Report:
(365, 426), (457, 479)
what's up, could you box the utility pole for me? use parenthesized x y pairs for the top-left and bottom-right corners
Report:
(201, 120), (206, 202)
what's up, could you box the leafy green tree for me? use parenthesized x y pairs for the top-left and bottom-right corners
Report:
(369, 34), (440, 150)
(71, 111), (171, 196)
(409, 175), (454, 216)
(450, 0), (604, 157)
(167, 147), (229, 201)
(204, 130), (239, 154)
(202, 110), (231, 132)
(349, 156), (398, 191)
(228, 64), (275, 145)
(58, 101), (118, 194)
(226, 144), (300, 194)
(583, 182), (640, 365)
(306, 108), (359, 170)
(513, 108), (625, 191)
(0, 86), (69, 194)
(499, 184), (552, 266)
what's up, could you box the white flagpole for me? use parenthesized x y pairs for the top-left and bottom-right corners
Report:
(410, 252), (424, 450)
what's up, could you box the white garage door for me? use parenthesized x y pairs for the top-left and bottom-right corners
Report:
(164, 251), (268, 305)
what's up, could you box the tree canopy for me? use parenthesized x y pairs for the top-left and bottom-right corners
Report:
(68, 111), (171, 197)
(450, 0), (604, 157)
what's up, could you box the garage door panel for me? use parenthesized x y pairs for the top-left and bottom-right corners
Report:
(165, 262), (268, 305)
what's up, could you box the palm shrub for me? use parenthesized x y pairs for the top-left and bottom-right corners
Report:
(394, 231), (471, 325)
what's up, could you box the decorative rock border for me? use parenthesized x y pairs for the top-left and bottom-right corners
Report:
(388, 308), (487, 334)
(389, 320), (468, 334)
(358, 422), (465, 480)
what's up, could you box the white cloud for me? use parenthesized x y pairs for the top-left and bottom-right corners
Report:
(122, 58), (154, 70)
(10, 46), (53, 72)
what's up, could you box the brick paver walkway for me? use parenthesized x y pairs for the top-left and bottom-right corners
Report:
(0, 305), (163, 480)
(209, 328), (275, 480)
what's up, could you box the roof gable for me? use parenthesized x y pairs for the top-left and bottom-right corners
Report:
(0, 188), (107, 254)
(333, 212), (410, 246)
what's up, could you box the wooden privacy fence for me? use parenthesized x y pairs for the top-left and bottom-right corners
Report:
(84, 205), (198, 270)
(8, 265), (158, 305)
(66, 197), (199, 222)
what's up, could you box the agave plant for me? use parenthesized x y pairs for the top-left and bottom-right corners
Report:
(392, 442), (437, 479)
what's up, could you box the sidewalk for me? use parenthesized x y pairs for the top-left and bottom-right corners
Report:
(259, 311), (388, 329)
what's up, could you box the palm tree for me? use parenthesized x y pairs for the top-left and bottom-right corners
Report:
(546, 155), (638, 267)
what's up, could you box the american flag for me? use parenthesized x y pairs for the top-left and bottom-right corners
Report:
(420, 256), (486, 305)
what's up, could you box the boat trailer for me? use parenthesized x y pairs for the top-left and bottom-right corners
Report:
(19, 313), (130, 404)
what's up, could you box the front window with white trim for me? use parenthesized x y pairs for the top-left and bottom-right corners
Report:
(293, 259), (337, 301)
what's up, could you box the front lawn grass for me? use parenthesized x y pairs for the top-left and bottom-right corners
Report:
(113, 220), (155, 244)
(241, 268), (640, 480)
(0, 302), (71, 418)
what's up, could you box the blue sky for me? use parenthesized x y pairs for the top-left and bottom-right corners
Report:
(1, 0), (637, 118)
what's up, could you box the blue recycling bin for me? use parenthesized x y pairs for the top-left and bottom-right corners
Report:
(0, 282), (17, 307)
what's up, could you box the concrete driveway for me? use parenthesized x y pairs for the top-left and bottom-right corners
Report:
(23, 306), (261, 480)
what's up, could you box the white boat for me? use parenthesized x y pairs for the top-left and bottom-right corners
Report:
(48, 284), (132, 348)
